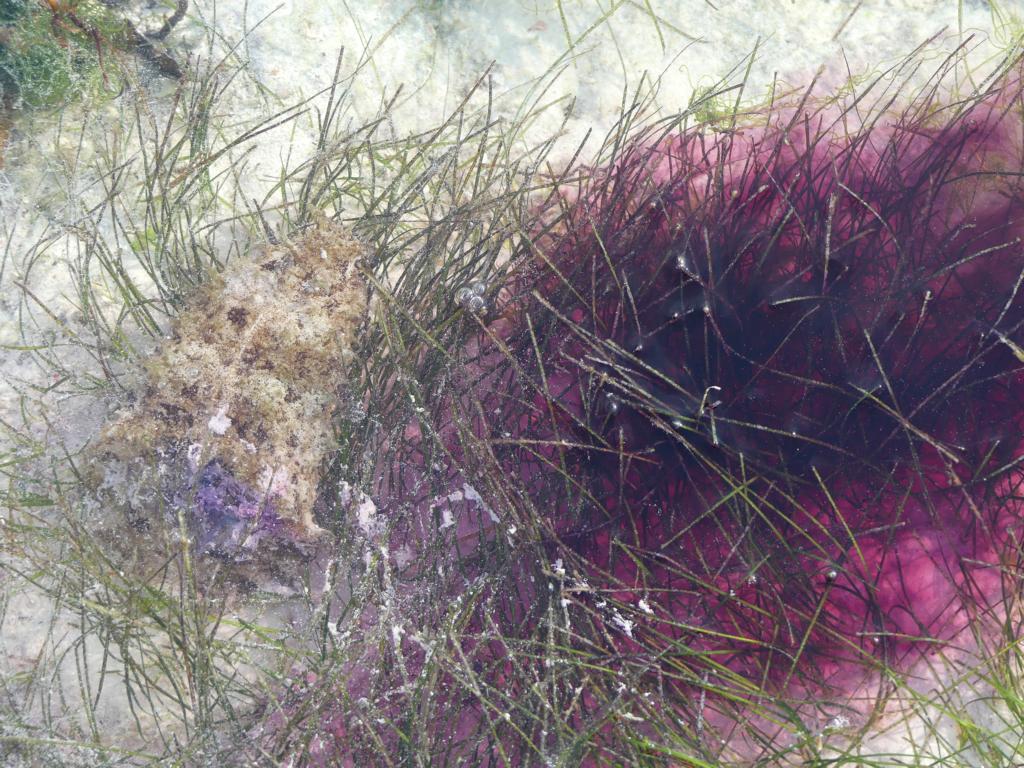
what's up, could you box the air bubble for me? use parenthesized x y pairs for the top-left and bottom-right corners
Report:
(455, 279), (488, 314)
(674, 250), (698, 277)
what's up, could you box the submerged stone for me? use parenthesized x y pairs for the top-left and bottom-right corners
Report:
(89, 219), (367, 561)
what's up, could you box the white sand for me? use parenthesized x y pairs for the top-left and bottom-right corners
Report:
(198, 0), (1005, 157)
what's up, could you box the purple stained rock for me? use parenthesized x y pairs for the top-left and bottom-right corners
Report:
(188, 460), (285, 561)
(87, 219), (367, 549)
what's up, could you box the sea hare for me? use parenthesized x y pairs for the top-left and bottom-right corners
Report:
(90, 219), (367, 559)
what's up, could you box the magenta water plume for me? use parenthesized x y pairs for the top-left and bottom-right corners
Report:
(265, 56), (1024, 765)
(500, 55), (1024, 721)
(514, 72), (1024, 647)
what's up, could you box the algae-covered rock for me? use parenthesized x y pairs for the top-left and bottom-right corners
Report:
(90, 220), (367, 560)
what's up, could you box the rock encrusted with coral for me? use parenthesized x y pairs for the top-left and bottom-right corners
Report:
(90, 219), (367, 561)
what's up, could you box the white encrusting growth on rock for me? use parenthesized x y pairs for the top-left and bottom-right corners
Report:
(207, 405), (232, 435)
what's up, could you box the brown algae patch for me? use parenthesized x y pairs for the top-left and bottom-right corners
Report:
(90, 219), (367, 559)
